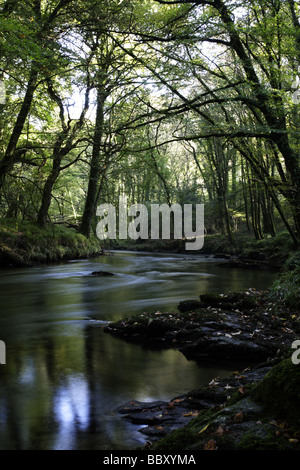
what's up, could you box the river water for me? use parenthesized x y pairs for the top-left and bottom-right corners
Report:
(0, 250), (276, 450)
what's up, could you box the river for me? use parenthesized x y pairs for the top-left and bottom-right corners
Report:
(0, 250), (276, 450)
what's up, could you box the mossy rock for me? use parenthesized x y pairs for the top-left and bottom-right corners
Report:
(199, 292), (256, 310)
(252, 358), (300, 427)
(152, 428), (199, 451)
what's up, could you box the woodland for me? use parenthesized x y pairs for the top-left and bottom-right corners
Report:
(1, 0), (300, 452)
(0, 0), (300, 245)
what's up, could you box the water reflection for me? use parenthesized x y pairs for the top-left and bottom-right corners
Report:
(0, 251), (276, 449)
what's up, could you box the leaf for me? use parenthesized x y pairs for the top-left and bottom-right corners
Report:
(289, 438), (299, 444)
(183, 412), (193, 417)
(198, 423), (210, 434)
(238, 386), (246, 395)
(167, 401), (175, 409)
(234, 412), (244, 423)
(215, 425), (225, 436)
(209, 379), (219, 386)
(203, 439), (217, 450)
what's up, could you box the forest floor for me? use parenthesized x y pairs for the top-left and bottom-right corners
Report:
(104, 289), (300, 451)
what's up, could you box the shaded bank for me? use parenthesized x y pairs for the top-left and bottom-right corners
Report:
(122, 357), (300, 451)
(109, 231), (298, 271)
(0, 218), (103, 268)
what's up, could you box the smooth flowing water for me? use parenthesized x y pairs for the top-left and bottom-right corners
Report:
(0, 250), (276, 450)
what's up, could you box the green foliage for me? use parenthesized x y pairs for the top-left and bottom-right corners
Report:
(1, 0), (300, 248)
(269, 245), (300, 309)
(152, 428), (199, 451)
(270, 265), (300, 309)
(0, 218), (102, 266)
(252, 358), (300, 427)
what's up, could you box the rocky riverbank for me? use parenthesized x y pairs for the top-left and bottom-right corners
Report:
(104, 289), (300, 450)
(104, 290), (299, 365)
(116, 356), (300, 450)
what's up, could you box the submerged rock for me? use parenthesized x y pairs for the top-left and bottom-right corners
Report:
(90, 271), (115, 276)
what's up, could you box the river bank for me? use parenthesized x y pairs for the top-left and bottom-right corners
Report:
(0, 218), (103, 268)
(104, 288), (300, 450)
(1, 216), (297, 272)
(110, 230), (297, 272)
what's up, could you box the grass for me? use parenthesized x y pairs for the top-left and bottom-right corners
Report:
(0, 218), (103, 266)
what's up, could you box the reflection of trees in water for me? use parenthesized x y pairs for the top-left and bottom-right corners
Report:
(0, 253), (277, 449)
(0, 339), (56, 449)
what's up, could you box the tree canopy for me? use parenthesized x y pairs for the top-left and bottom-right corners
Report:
(1, 0), (300, 243)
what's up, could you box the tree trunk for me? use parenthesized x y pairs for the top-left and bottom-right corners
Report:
(0, 67), (38, 193)
(37, 165), (60, 228)
(79, 88), (106, 238)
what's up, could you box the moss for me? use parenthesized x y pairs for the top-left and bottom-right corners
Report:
(199, 291), (257, 310)
(226, 384), (255, 406)
(0, 218), (103, 267)
(235, 427), (298, 450)
(252, 358), (300, 427)
(270, 265), (300, 309)
(151, 428), (199, 451)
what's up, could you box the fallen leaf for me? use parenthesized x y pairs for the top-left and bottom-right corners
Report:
(198, 423), (210, 435)
(269, 420), (278, 427)
(203, 439), (217, 450)
(289, 438), (299, 444)
(215, 425), (225, 436)
(234, 412), (244, 423)
(209, 379), (219, 386)
(238, 387), (246, 395)
(183, 412), (193, 417)
(224, 384), (233, 390)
